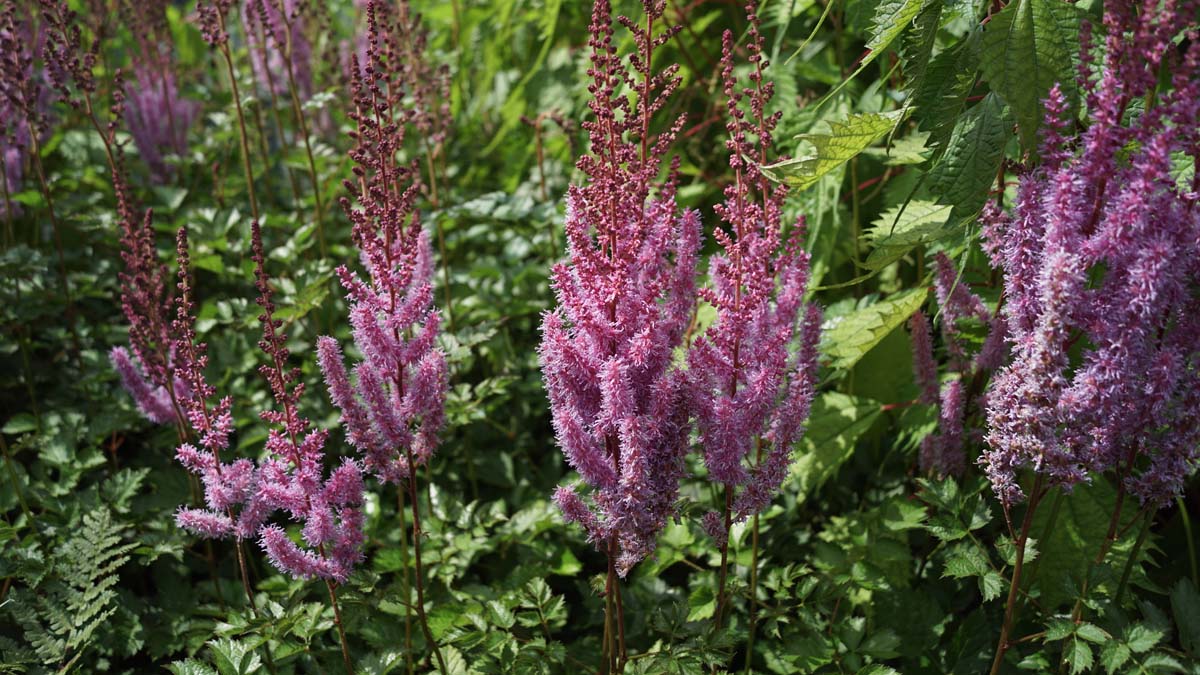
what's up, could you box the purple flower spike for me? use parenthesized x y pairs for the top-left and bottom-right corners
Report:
(538, 0), (698, 577)
(686, 5), (821, 534)
(981, 2), (1200, 508)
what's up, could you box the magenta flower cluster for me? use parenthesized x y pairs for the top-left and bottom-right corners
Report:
(169, 223), (365, 583)
(318, 1), (448, 485)
(909, 253), (1007, 478)
(687, 18), (820, 544)
(981, 1), (1200, 508)
(539, 0), (700, 576)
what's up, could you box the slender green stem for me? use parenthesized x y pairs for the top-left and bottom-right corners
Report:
(398, 489), (415, 675)
(1179, 497), (1198, 587)
(325, 580), (354, 675)
(404, 451), (448, 675)
(1115, 510), (1154, 606)
(215, 16), (260, 221)
(988, 475), (1046, 675)
(744, 512), (760, 675)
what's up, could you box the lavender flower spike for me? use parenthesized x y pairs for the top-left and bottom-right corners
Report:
(251, 222), (365, 583)
(981, 0), (1200, 508)
(539, 0), (699, 576)
(687, 6), (821, 534)
(317, 0), (448, 486)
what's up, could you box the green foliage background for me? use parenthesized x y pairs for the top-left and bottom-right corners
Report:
(0, 0), (1198, 673)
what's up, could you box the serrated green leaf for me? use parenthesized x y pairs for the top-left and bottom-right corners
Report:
(791, 393), (881, 502)
(942, 544), (989, 580)
(979, 0), (1080, 151)
(1076, 623), (1110, 643)
(979, 570), (1004, 602)
(169, 660), (218, 675)
(865, 0), (926, 66)
(1064, 637), (1093, 675)
(763, 112), (902, 191)
(2, 413), (37, 435)
(1125, 623), (1164, 653)
(821, 288), (928, 370)
(857, 666), (900, 675)
(864, 200), (953, 270)
(1044, 618), (1077, 642)
(914, 37), (982, 149)
(1100, 640), (1131, 674)
(927, 93), (1010, 223)
(899, 1), (943, 98)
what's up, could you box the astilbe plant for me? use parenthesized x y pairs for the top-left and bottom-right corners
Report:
(196, 0), (261, 220)
(316, 2), (449, 669)
(908, 252), (1007, 478)
(538, 0), (697, 670)
(685, 3), (821, 650)
(109, 162), (188, 429)
(981, 2), (1200, 671)
(243, 0), (327, 253)
(0, 1), (41, 226)
(122, 1), (198, 183)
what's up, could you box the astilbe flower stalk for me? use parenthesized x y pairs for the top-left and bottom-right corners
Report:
(980, 6), (1200, 511)
(538, 1), (695, 670)
(109, 161), (188, 429)
(243, 0), (327, 253)
(122, 3), (199, 183)
(909, 253), (1007, 478)
(171, 228), (268, 547)
(250, 221), (359, 674)
(685, 3), (821, 634)
(196, 0), (260, 220)
(983, 3), (1200, 671)
(0, 2), (37, 224)
(317, 4), (449, 669)
(243, 0), (312, 100)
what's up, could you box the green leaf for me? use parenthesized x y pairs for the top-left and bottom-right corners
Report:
(1075, 623), (1110, 644)
(1125, 623), (1164, 654)
(686, 584), (716, 622)
(857, 666), (900, 675)
(1100, 640), (1131, 674)
(169, 660), (218, 675)
(1044, 618), (1077, 642)
(1170, 578), (1200, 655)
(899, 1), (943, 98)
(763, 111), (902, 191)
(207, 638), (261, 675)
(978, 570), (1004, 602)
(2, 413), (37, 435)
(865, 0), (926, 67)
(791, 393), (882, 502)
(927, 93), (1010, 223)
(979, 0), (1080, 151)
(864, 200), (954, 270)
(821, 288), (928, 370)
(1063, 637), (1094, 675)
(942, 543), (989, 580)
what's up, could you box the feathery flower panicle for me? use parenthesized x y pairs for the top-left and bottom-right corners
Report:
(108, 159), (191, 426)
(122, 4), (199, 185)
(318, 0), (447, 485)
(686, 5), (821, 531)
(910, 253), (1007, 478)
(0, 1), (51, 218)
(37, 0), (98, 111)
(169, 228), (267, 538)
(243, 0), (313, 101)
(981, 1), (1200, 508)
(171, 227), (264, 540)
(539, 0), (699, 576)
(251, 222), (365, 582)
